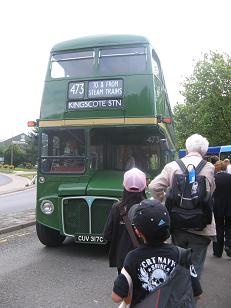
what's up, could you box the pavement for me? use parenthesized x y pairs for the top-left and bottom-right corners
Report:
(0, 172), (36, 234)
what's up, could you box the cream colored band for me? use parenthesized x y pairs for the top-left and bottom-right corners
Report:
(39, 117), (157, 127)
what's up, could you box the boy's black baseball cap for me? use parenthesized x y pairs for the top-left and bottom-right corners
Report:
(130, 199), (170, 239)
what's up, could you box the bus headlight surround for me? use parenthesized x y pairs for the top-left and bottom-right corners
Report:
(40, 200), (54, 215)
(39, 176), (45, 184)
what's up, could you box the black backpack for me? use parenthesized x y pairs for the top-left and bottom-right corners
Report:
(166, 159), (212, 231)
(132, 247), (196, 308)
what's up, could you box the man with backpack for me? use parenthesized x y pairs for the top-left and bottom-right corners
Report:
(111, 200), (202, 307)
(148, 134), (216, 279)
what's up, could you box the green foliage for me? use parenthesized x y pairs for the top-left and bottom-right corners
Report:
(2, 128), (38, 167)
(26, 127), (39, 165)
(0, 144), (6, 156)
(0, 164), (14, 170)
(174, 51), (231, 148)
(25, 162), (33, 169)
(4, 144), (27, 166)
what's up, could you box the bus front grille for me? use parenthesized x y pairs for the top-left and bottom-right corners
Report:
(63, 198), (89, 234)
(62, 197), (118, 236)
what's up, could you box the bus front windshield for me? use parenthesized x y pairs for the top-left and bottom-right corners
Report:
(40, 129), (86, 174)
(89, 127), (161, 176)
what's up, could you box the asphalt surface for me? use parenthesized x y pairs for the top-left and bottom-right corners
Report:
(0, 173), (36, 234)
(1, 172), (230, 307)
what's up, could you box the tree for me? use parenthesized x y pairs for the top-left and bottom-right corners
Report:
(3, 128), (38, 167)
(25, 127), (39, 166)
(174, 51), (231, 148)
(4, 144), (27, 166)
(0, 144), (6, 164)
(0, 144), (6, 156)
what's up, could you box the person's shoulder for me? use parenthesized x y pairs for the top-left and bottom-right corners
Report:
(196, 160), (214, 177)
(162, 243), (180, 257)
(123, 246), (142, 266)
(147, 243), (179, 260)
(204, 161), (215, 173)
(163, 160), (180, 172)
(216, 171), (230, 177)
(112, 201), (121, 208)
(222, 172), (231, 180)
(125, 243), (152, 258)
(109, 201), (120, 214)
(205, 161), (215, 169)
(165, 160), (178, 167)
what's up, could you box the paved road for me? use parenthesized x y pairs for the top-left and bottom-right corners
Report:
(0, 226), (231, 308)
(0, 173), (11, 186)
(0, 226), (115, 308)
(0, 188), (35, 214)
(198, 245), (231, 307)
(0, 173), (36, 234)
(0, 172), (231, 307)
(0, 173), (30, 195)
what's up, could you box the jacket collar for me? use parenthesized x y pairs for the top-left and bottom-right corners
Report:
(185, 152), (203, 158)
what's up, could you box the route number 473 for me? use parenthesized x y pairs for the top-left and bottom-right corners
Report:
(70, 82), (84, 96)
(146, 136), (160, 143)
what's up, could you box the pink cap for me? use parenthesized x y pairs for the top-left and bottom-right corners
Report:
(123, 168), (146, 192)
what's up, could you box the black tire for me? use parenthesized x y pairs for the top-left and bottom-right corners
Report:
(36, 221), (66, 247)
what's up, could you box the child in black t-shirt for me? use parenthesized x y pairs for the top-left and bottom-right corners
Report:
(111, 200), (202, 307)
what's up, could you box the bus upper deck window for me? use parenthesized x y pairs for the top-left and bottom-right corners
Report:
(51, 62), (65, 78)
(50, 50), (95, 78)
(99, 46), (147, 74)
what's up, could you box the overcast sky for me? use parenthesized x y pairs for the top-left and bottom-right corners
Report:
(0, 0), (230, 141)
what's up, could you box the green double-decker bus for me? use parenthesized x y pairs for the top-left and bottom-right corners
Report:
(36, 34), (176, 246)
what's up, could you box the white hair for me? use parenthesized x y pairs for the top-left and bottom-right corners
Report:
(185, 134), (209, 156)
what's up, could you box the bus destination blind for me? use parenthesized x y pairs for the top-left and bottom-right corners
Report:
(67, 79), (123, 110)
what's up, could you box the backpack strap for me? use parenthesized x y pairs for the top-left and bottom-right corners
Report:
(175, 159), (188, 173)
(195, 159), (207, 175)
(176, 158), (207, 176)
(118, 267), (133, 308)
(118, 203), (140, 248)
(176, 246), (192, 267)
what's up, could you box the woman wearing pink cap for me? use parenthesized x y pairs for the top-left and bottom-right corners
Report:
(103, 168), (147, 274)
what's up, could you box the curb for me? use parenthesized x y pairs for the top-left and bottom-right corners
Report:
(0, 173), (36, 235)
(0, 172), (35, 195)
(0, 220), (36, 235)
(0, 186), (35, 196)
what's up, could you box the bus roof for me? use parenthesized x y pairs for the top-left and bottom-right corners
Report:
(51, 34), (150, 52)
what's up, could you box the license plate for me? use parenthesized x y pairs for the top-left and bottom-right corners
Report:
(74, 234), (106, 244)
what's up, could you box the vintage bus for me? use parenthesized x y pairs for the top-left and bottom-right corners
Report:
(35, 34), (176, 246)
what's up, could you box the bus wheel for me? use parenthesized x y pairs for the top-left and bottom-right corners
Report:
(36, 222), (66, 247)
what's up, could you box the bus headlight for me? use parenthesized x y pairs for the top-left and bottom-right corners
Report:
(40, 200), (54, 215)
